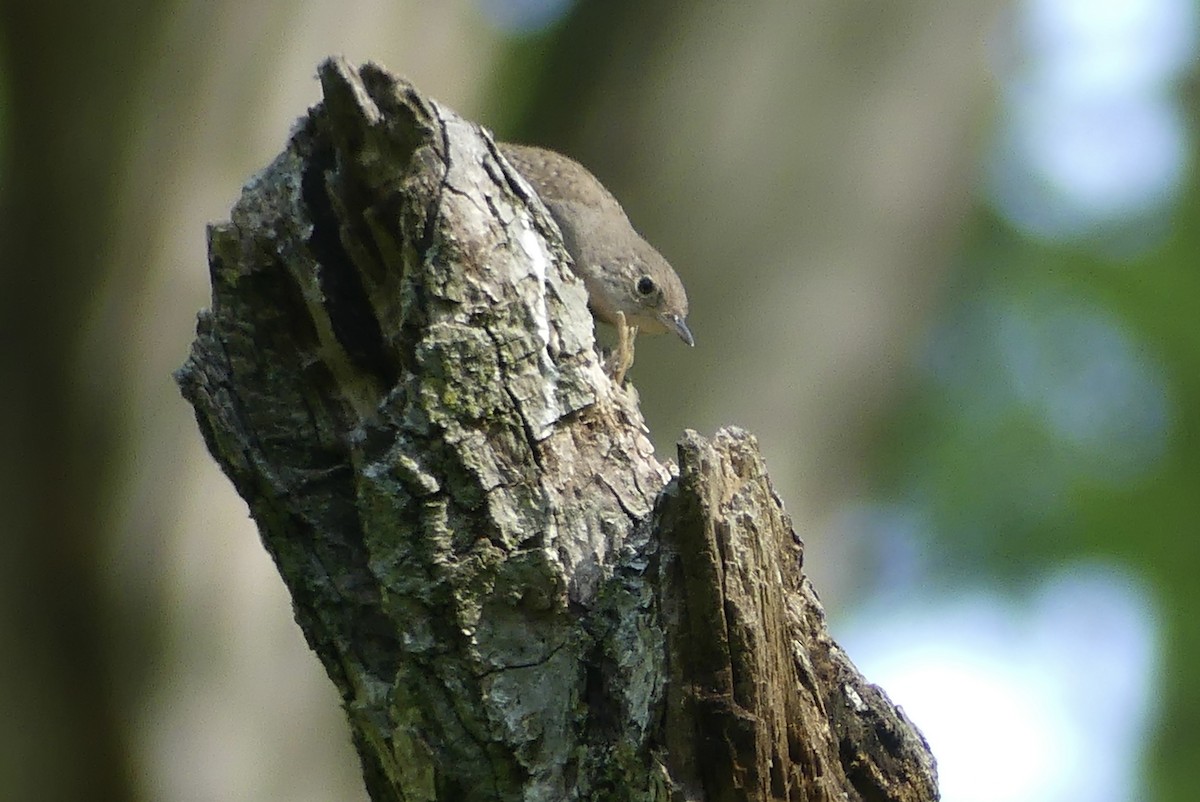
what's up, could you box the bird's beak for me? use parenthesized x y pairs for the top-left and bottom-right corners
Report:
(661, 313), (694, 347)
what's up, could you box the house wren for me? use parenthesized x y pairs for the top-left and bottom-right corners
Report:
(499, 143), (693, 382)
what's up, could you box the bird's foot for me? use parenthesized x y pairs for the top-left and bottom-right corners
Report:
(606, 312), (638, 385)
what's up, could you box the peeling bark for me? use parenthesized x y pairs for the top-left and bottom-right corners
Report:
(176, 57), (938, 802)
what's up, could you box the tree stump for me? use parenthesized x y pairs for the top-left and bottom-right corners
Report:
(176, 57), (938, 802)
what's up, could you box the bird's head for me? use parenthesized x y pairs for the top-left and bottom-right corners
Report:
(594, 234), (693, 346)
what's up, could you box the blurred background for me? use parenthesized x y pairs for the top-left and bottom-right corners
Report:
(2, 1), (1196, 800)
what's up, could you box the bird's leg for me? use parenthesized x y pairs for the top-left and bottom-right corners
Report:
(611, 312), (638, 385)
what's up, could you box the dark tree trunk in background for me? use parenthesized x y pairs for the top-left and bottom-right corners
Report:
(0, 4), (169, 800)
(177, 59), (938, 802)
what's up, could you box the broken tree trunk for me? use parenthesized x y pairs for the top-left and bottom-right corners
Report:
(176, 58), (938, 802)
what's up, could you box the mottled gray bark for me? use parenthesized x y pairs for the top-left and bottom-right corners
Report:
(176, 58), (937, 802)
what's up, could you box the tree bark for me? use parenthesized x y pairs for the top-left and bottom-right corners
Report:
(176, 57), (937, 802)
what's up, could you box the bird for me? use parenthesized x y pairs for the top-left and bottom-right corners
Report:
(498, 143), (693, 383)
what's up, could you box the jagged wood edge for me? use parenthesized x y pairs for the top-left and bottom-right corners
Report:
(656, 428), (938, 801)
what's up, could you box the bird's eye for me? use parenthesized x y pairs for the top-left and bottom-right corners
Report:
(636, 275), (656, 296)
